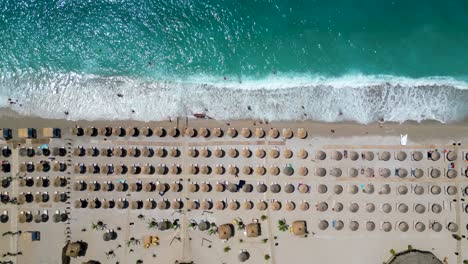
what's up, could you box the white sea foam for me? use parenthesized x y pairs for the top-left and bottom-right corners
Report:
(1, 70), (467, 124)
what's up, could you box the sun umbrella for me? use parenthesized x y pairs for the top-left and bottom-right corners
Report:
(255, 128), (265, 138)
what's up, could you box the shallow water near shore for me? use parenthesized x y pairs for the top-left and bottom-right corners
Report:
(1, 0), (468, 123)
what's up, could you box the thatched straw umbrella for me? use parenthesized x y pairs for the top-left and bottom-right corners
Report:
(227, 183), (238, 193)
(283, 166), (294, 176)
(19, 163), (27, 173)
(53, 177), (66, 188)
(330, 168), (342, 177)
(346, 168), (357, 177)
(412, 151), (423, 161)
(34, 193), (43, 203)
(73, 181), (86, 191)
(317, 184), (328, 194)
(211, 148), (224, 158)
(197, 220), (210, 231)
(284, 183), (295, 193)
(415, 204), (425, 214)
(228, 148), (238, 158)
(73, 147), (84, 156)
(200, 165), (211, 175)
(349, 221), (359, 231)
(430, 168), (441, 178)
(170, 164), (181, 174)
(315, 168), (326, 177)
(380, 168), (391, 178)
(238, 251), (250, 262)
(141, 127), (152, 137)
(101, 182), (113, 192)
(380, 151), (391, 161)
(154, 147), (166, 158)
(430, 151), (441, 161)
(188, 183), (199, 193)
(349, 151), (359, 161)
(198, 127), (210, 137)
(185, 127), (197, 137)
(215, 182), (225, 192)
(397, 168), (408, 178)
(398, 203), (408, 213)
(396, 151), (407, 161)
(243, 200), (253, 210)
(296, 166), (308, 176)
(255, 166), (266, 175)
(116, 182), (128, 192)
(318, 220), (329, 230)
(269, 166), (280, 176)
(432, 222), (442, 232)
(200, 183), (211, 192)
(316, 150), (326, 160)
(71, 126), (84, 136)
(214, 165), (224, 175)
(295, 149), (307, 160)
(171, 182), (182, 192)
(228, 165), (238, 176)
(282, 149), (293, 159)
(116, 199), (128, 209)
(447, 151), (457, 161)
(296, 128), (307, 139)
(382, 222), (392, 232)
(168, 127), (179, 137)
(228, 200), (240, 211)
(348, 185), (358, 194)
(187, 148), (198, 158)
(431, 185), (441, 195)
(266, 128), (278, 138)
(129, 182), (142, 192)
(363, 151), (374, 161)
(113, 127), (126, 137)
(171, 200), (183, 210)
(158, 220), (171, 231)
(88, 181), (100, 191)
(200, 148), (211, 158)
(256, 183), (267, 193)
(270, 183), (281, 193)
(349, 203), (359, 213)
(300, 201), (309, 211)
(255, 128), (265, 138)
(380, 184), (391, 195)
(86, 147), (98, 157)
(240, 184), (253, 193)
(239, 148), (251, 158)
(241, 166), (252, 175)
(156, 164), (167, 175)
(414, 186), (424, 195)
(255, 148), (266, 158)
(85, 126), (98, 137)
(316, 202), (328, 212)
(447, 169), (457, 179)
(413, 168), (424, 178)
(154, 127), (166, 137)
(130, 165), (141, 175)
(285, 201), (295, 211)
(215, 201), (226, 210)
(35, 162), (44, 172)
(98, 126), (112, 136)
(142, 164), (154, 175)
(227, 127), (237, 138)
(142, 147), (153, 157)
(398, 222), (409, 232)
(200, 200), (212, 210)
(282, 128), (293, 139)
(398, 185), (408, 195)
(363, 184), (374, 194)
(213, 128), (223, 137)
(334, 220), (344, 231)
(364, 168), (374, 177)
(115, 164), (127, 175)
(256, 201), (268, 211)
(88, 199), (102, 209)
(432, 203), (442, 213)
(366, 221), (375, 231)
(366, 203), (375, 213)
(187, 200), (199, 210)
(241, 128), (251, 138)
(298, 184), (309, 193)
(73, 199), (85, 208)
(331, 151), (343, 161)
(157, 200), (169, 210)
(156, 182), (169, 193)
(269, 149), (279, 158)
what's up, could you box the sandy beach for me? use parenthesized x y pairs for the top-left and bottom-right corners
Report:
(1, 107), (467, 264)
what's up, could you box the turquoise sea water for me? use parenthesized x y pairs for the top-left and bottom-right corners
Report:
(0, 0), (467, 122)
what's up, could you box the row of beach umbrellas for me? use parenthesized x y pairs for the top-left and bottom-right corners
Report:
(16, 191), (68, 204)
(72, 126), (308, 139)
(315, 220), (457, 233)
(17, 210), (68, 223)
(316, 150), (455, 162)
(18, 147), (67, 157)
(19, 161), (67, 173)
